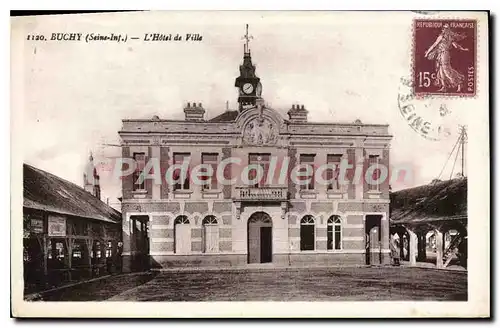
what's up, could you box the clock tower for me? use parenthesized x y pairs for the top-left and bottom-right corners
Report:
(235, 24), (262, 111)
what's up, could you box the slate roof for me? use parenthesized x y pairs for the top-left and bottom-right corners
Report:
(23, 164), (121, 223)
(390, 178), (467, 225)
(209, 110), (239, 122)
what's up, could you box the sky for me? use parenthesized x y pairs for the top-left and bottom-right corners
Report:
(12, 11), (487, 204)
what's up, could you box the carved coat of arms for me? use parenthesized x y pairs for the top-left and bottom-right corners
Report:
(243, 117), (278, 146)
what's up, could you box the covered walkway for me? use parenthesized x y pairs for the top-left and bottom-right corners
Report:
(23, 164), (123, 293)
(390, 178), (467, 269)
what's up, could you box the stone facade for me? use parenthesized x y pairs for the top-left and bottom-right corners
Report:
(119, 43), (392, 271)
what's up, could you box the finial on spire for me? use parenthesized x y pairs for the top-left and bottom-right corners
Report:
(242, 24), (253, 54)
(89, 151), (93, 161)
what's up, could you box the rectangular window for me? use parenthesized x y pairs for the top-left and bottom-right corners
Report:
(327, 222), (342, 250)
(368, 155), (380, 191)
(133, 152), (146, 190)
(72, 243), (82, 259)
(55, 242), (64, 259)
(173, 153), (191, 191)
(326, 154), (342, 190)
(201, 153), (218, 190)
(299, 154), (315, 190)
(248, 154), (271, 187)
(94, 241), (101, 258)
(106, 241), (113, 258)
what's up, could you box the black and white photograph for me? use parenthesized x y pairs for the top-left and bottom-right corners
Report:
(11, 10), (490, 318)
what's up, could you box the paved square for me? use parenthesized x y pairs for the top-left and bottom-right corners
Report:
(104, 267), (467, 301)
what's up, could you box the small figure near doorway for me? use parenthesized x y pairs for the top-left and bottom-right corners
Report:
(390, 234), (401, 266)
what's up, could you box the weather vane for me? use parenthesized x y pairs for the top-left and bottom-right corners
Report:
(242, 24), (253, 54)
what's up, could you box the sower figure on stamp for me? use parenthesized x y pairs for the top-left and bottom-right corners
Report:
(424, 24), (469, 92)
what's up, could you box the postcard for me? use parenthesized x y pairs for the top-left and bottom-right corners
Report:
(11, 10), (490, 318)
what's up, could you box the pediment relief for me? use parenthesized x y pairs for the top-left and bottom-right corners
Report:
(235, 105), (285, 146)
(235, 105), (285, 130)
(242, 116), (279, 146)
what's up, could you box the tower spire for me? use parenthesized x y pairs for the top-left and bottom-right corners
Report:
(235, 24), (261, 111)
(242, 24), (253, 54)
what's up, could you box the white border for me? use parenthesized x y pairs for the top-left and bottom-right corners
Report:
(8, 8), (491, 319)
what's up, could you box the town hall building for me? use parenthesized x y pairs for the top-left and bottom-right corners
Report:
(119, 27), (392, 271)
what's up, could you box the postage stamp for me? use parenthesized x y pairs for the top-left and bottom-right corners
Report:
(413, 19), (477, 97)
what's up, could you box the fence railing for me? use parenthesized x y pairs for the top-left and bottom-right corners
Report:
(236, 186), (288, 201)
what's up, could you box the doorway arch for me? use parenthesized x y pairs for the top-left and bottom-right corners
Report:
(247, 212), (273, 264)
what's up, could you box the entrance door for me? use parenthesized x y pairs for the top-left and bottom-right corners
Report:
(204, 225), (219, 253)
(260, 227), (272, 263)
(174, 216), (191, 254)
(247, 212), (273, 264)
(248, 224), (261, 263)
(175, 224), (191, 254)
(365, 215), (382, 265)
(130, 215), (150, 270)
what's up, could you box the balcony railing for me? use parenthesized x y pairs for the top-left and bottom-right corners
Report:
(236, 186), (288, 201)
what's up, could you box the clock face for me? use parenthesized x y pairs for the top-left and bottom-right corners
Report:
(242, 83), (254, 95)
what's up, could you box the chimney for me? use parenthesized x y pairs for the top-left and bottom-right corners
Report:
(287, 104), (308, 123)
(184, 102), (205, 121)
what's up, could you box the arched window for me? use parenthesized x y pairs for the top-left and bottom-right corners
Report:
(174, 216), (190, 254)
(300, 215), (315, 251)
(327, 216), (342, 250)
(202, 216), (218, 225)
(174, 216), (190, 225)
(202, 216), (219, 253)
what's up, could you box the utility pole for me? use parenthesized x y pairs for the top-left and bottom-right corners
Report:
(459, 126), (467, 177)
(437, 125), (468, 181)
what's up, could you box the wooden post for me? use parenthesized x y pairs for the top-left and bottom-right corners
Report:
(435, 229), (444, 269)
(37, 236), (49, 287)
(64, 238), (74, 281)
(100, 238), (106, 275)
(408, 229), (417, 266)
(51, 238), (57, 261)
(85, 238), (93, 278)
(111, 239), (117, 274)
